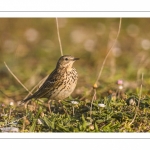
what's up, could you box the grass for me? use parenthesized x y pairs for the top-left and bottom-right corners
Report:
(0, 18), (150, 132)
(0, 84), (150, 132)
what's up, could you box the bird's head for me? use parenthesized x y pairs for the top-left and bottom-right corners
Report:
(56, 55), (79, 70)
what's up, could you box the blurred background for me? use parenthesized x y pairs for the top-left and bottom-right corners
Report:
(1, 18), (150, 104)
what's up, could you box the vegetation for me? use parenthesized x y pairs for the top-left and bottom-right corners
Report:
(0, 18), (150, 132)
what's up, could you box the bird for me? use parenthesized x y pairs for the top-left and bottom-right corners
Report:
(21, 55), (79, 112)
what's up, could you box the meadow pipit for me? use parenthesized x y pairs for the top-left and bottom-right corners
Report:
(21, 55), (79, 112)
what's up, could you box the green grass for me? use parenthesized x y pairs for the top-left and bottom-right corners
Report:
(0, 90), (150, 132)
(0, 18), (150, 132)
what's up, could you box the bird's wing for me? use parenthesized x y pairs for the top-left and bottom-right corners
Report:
(22, 69), (62, 103)
(28, 69), (62, 99)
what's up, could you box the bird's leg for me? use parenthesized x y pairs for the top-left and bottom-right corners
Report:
(48, 100), (52, 113)
(58, 100), (68, 114)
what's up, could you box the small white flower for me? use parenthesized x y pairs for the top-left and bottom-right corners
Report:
(9, 102), (14, 106)
(118, 85), (123, 90)
(98, 104), (106, 108)
(71, 101), (79, 105)
(37, 119), (43, 125)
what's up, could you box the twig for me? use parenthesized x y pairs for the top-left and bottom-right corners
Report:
(129, 73), (143, 126)
(56, 18), (63, 56)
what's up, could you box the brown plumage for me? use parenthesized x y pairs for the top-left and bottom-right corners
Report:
(21, 55), (79, 106)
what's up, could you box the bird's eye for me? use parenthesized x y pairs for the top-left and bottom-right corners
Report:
(65, 58), (68, 61)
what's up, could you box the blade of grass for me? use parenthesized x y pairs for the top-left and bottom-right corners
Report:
(29, 107), (42, 132)
(29, 118), (37, 132)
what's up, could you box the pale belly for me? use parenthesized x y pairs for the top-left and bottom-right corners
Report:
(50, 80), (77, 100)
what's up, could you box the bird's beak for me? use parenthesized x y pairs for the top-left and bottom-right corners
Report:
(73, 57), (80, 61)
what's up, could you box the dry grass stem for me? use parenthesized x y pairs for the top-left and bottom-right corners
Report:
(129, 73), (144, 126)
(80, 19), (122, 101)
(89, 19), (122, 113)
(4, 62), (45, 102)
(94, 18), (122, 86)
(56, 18), (63, 56)
(4, 62), (32, 95)
(24, 75), (48, 100)
(90, 88), (97, 117)
(79, 87), (93, 100)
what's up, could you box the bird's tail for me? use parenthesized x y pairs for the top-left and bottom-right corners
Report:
(20, 95), (34, 105)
